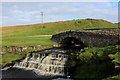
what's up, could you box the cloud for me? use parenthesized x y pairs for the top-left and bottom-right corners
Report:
(1, 2), (118, 26)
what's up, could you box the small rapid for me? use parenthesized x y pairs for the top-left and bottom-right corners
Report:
(2, 47), (81, 80)
(13, 47), (75, 76)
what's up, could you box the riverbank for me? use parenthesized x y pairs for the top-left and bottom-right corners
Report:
(69, 45), (120, 80)
(1, 45), (51, 67)
(1, 45), (120, 80)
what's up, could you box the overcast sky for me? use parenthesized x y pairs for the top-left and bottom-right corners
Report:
(1, 0), (119, 27)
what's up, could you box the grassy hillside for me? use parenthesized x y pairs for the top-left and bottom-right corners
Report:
(1, 19), (118, 47)
(1, 19), (120, 68)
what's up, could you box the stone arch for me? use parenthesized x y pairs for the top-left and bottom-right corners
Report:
(51, 30), (120, 47)
(60, 37), (85, 48)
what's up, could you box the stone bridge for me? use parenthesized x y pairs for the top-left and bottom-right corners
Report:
(51, 30), (120, 47)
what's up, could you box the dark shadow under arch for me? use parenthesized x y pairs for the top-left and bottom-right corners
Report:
(60, 37), (85, 49)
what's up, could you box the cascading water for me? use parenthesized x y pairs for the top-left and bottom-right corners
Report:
(13, 48), (70, 76)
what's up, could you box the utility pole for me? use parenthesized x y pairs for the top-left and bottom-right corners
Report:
(41, 12), (43, 24)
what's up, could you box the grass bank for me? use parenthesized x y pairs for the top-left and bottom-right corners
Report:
(1, 53), (25, 67)
(70, 45), (120, 80)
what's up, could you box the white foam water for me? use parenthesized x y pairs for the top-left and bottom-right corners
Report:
(13, 51), (69, 76)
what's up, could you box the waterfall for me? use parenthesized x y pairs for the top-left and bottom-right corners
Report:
(13, 48), (69, 76)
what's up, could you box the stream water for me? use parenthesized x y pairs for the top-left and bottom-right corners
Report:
(1, 47), (79, 80)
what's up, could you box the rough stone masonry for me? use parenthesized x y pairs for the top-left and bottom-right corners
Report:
(51, 30), (120, 47)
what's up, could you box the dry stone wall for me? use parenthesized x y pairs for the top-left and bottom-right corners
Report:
(0, 45), (43, 54)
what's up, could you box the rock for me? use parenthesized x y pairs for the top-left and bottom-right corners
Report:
(1, 45), (43, 54)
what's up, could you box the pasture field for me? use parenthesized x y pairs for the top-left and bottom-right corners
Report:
(2, 19), (118, 47)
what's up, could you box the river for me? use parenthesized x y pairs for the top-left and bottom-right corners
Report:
(2, 67), (53, 80)
(1, 47), (80, 80)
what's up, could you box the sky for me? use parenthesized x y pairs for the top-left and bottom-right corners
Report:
(1, 0), (119, 27)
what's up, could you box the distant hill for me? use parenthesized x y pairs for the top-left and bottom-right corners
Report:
(115, 22), (120, 24)
(2, 19), (118, 35)
(1, 19), (119, 46)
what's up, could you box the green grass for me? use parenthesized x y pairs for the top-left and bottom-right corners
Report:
(102, 75), (120, 80)
(79, 45), (120, 63)
(109, 52), (120, 63)
(1, 53), (26, 66)
(2, 36), (56, 47)
(2, 19), (118, 47)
